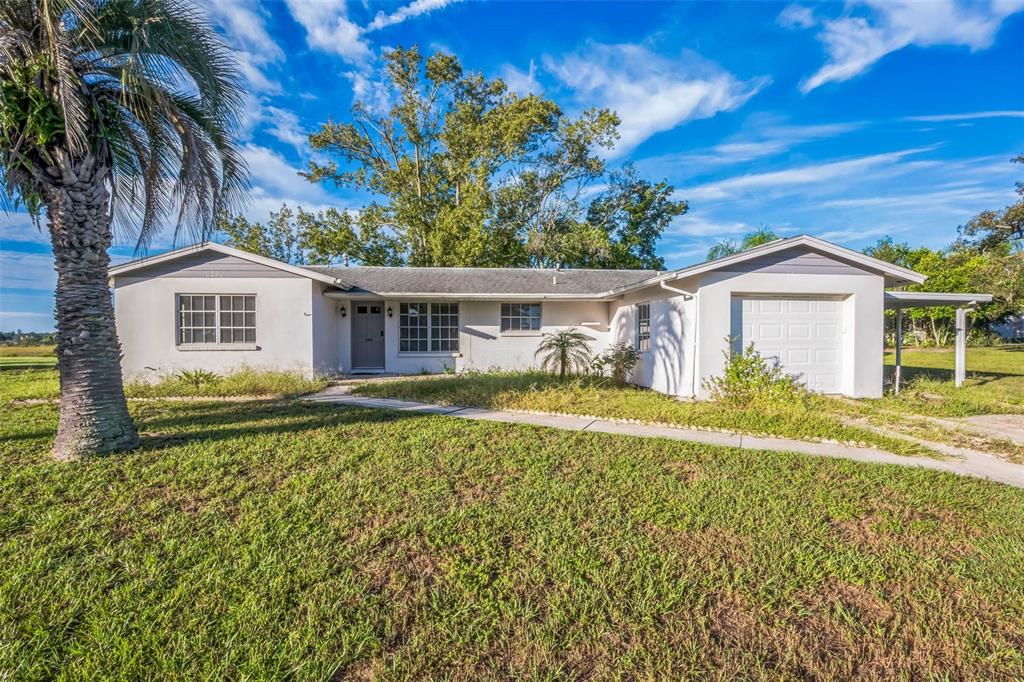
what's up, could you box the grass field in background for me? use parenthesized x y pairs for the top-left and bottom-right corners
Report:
(878, 346), (1024, 417)
(2, 371), (1022, 678)
(0, 345), (55, 357)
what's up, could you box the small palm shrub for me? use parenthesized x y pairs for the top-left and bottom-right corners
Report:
(591, 343), (642, 384)
(176, 369), (221, 390)
(704, 341), (808, 406)
(535, 329), (593, 379)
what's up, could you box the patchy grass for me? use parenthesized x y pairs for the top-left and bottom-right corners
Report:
(0, 368), (327, 402)
(879, 346), (1024, 417)
(353, 372), (929, 457)
(2, 389), (1024, 678)
(125, 369), (329, 399)
(0, 368), (59, 402)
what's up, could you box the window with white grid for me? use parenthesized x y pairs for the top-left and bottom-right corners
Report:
(636, 303), (650, 352)
(177, 294), (255, 345)
(500, 303), (541, 332)
(430, 303), (459, 351)
(400, 303), (459, 352)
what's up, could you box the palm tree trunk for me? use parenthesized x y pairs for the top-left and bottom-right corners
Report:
(45, 155), (139, 460)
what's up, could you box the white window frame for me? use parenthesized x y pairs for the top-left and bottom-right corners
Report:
(500, 302), (542, 334)
(399, 302), (460, 354)
(176, 294), (257, 350)
(636, 303), (651, 352)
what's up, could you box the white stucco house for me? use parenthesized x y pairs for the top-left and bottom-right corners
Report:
(108, 234), (990, 399)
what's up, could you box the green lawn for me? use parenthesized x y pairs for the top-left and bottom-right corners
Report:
(2, 370), (1023, 678)
(878, 346), (1024, 417)
(0, 368), (327, 402)
(354, 347), (1024, 462)
(354, 372), (931, 456)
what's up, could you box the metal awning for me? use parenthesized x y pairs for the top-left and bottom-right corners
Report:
(885, 291), (993, 392)
(884, 291), (992, 309)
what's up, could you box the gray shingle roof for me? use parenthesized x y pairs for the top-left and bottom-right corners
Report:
(302, 265), (662, 296)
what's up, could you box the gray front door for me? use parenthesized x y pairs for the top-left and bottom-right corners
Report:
(351, 302), (385, 369)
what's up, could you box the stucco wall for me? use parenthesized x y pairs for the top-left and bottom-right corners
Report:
(608, 278), (699, 397)
(311, 284), (342, 374)
(114, 274), (316, 381)
(330, 299), (611, 374)
(695, 270), (883, 398)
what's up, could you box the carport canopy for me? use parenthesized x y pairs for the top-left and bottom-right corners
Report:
(883, 291), (994, 392)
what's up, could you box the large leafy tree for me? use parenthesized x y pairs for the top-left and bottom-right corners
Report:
(0, 0), (247, 459)
(303, 46), (631, 268)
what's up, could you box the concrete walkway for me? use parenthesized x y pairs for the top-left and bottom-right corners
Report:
(305, 387), (1024, 489)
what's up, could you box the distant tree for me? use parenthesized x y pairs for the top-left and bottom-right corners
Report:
(0, 0), (247, 459)
(865, 237), (1023, 346)
(960, 155), (1023, 251)
(535, 329), (592, 379)
(706, 239), (740, 261)
(706, 227), (780, 261)
(218, 204), (405, 266)
(219, 206), (300, 264)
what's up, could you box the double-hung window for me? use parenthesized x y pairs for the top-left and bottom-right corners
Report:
(399, 303), (459, 352)
(500, 303), (541, 333)
(177, 294), (256, 346)
(636, 303), (650, 352)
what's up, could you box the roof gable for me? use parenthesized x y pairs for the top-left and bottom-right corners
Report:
(609, 235), (926, 295)
(108, 243), (343, 286)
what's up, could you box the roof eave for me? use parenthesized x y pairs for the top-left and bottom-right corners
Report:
(108, 242), (347, 287)
(603, 234), (927, 296)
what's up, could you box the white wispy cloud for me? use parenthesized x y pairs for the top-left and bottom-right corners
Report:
(904, 110), (1024, 122)
(777, 4), (816, 29)
(680, 146), (934, 201)
(284, 0), (462, 64)
(366, 0), (463, 32)
(205, 0), (284, 93)
(544, 43), (768, 155)
(283, 0), (371, 63)
(791, 0), (1024, 93)
(264, 107), (307, 151)
(500, 60), (543, 96)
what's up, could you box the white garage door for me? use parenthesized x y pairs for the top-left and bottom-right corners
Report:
(732, 296), (843, 393)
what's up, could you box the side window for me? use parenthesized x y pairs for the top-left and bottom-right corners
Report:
(636, 303), (650, 351)
(500, 303), (541, 332)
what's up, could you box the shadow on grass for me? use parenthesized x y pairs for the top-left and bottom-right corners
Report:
(4, 400), (431, 452)
(883, 365), (1017, 385)
(134, 401), (430, 452)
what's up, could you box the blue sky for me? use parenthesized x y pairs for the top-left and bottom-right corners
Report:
(2, 0), (1023, 331)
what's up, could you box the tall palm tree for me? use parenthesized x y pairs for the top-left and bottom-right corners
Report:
(535, 329), (592, 379)
(0, 0), (247, 459)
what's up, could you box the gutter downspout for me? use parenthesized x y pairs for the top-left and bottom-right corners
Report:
(660, 280), (694, 299)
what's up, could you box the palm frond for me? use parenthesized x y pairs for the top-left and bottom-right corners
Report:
(0, 0), (249, 251)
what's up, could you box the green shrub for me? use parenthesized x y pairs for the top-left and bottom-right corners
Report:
(176, 369), (221, 389)
(591, 342), (641, 383)
(126, 369), (328, 398)
(704, 341), (808, 406)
